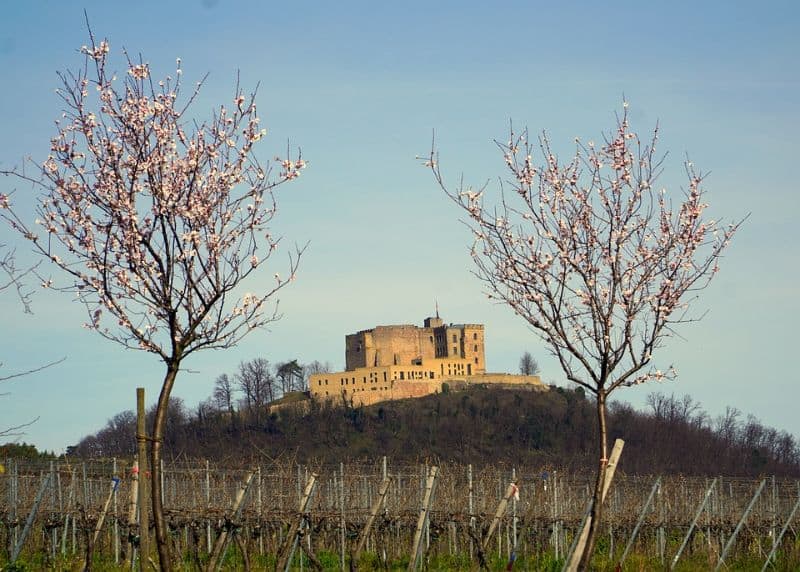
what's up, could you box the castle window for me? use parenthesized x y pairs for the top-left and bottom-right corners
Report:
(452, 334), (457, 342)
(473, 333), (477, 340)
(474, 345), (478, 352)
(430, 371), (435, 378)
(453, 346), (458, 355)
(475, 357), (479, 364)
(399, 372), (404, 380)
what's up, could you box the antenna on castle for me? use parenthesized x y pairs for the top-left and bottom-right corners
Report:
(435, 299), (440, 319)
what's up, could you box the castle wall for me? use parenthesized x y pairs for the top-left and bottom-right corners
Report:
(345, 320), (485, 373)
(310, 362), (545, 407)
(346, 325), (439, 370)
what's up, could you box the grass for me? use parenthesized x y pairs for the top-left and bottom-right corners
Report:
(3, 542), (800, 571)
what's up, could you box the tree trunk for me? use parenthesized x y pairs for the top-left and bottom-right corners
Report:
(151, 361), (180, 572)
(578, 388), (609, 570)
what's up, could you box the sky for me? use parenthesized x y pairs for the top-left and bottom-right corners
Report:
(1, 1), (798, 454)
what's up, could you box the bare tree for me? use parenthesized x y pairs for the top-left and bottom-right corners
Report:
(212, 373), (236, 415)
(518, 351), (540, 376)
(427, 103), (741, 566)
(236, 358), (274, 421)
(0, 30), (305, 570)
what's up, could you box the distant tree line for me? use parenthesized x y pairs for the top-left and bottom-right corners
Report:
(60, 385), (800, 477)
(0, 442), (55, 460)
(67, 357), (330, 457)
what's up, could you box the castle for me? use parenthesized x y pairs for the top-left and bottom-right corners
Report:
(309, 314), (545, 407)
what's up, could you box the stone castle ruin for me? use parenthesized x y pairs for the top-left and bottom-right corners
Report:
(309, 314), (545, 406)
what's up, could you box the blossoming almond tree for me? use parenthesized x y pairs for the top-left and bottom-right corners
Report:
(1, 31), (306, 570)
(426, 104), (741, 568)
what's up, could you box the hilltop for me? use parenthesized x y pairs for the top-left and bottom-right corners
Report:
(65, 386), (800, 477)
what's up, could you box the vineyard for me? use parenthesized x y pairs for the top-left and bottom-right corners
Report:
(2, 458), (800, 570)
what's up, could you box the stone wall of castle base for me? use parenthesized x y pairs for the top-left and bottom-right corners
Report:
(321, 374), (546, 408)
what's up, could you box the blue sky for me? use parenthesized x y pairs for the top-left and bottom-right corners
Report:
(1, 1), (798, 453)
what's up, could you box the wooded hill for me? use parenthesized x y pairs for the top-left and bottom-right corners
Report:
(68, 386), (800, 477)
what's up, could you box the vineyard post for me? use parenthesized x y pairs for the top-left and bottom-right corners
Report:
(91, 476), (119, 558)
(205, 459), (211, 553)
(712, 477), (718, 537)
(497, 476), (502, 556)
(62, 467), (76, 555)
(564, 438), (624, 572)
(257, 466), (263, 556)
(275, 472), (317, 572)
(12, 461), (18, 549)
(112, 457), (119, 563)
(56, 464), (64, 557)
(339, 462), (346, 571)
(552, 470), (559, 560)
(124, 461), (139, 568)
(670, 477), (717, 570)
(382, 456), (388, 565)
(760, 483), (800, 571)
(619, 476), (661, 565)
(408, 465), (438, 572)
(715, 478), (767, 571)
(468, 464), (474, 558)
(72, 506), (76, 554)
(207, 470), (255, 572)
(81, 461), (93, 566)
(511, 467), (517, 558)
(353, 476), (392, 562)
(717, 477), (725, 555)
(771, 475), (777, 552)
(10, 471), (52, 564)
(50, 460), (57, 561)
(426, 465), (433, 553)
(608, 489), (619, 558)
(296, 464), (302, 507)
(482, 479), (519, 556)
(658, 481), (665, 564)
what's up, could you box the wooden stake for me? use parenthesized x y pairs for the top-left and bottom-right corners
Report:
(352, 476), (392, 561)
(91, 477), (118, 549)
(10, 472), (51, 563)
(275, 472), (318, 572)
(123, 461), (139, 568)
(564, 438), (625, 572)
(207, 470), (255, 572)
(408, 466), (438, 572)
(482, 480), (519, 553)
